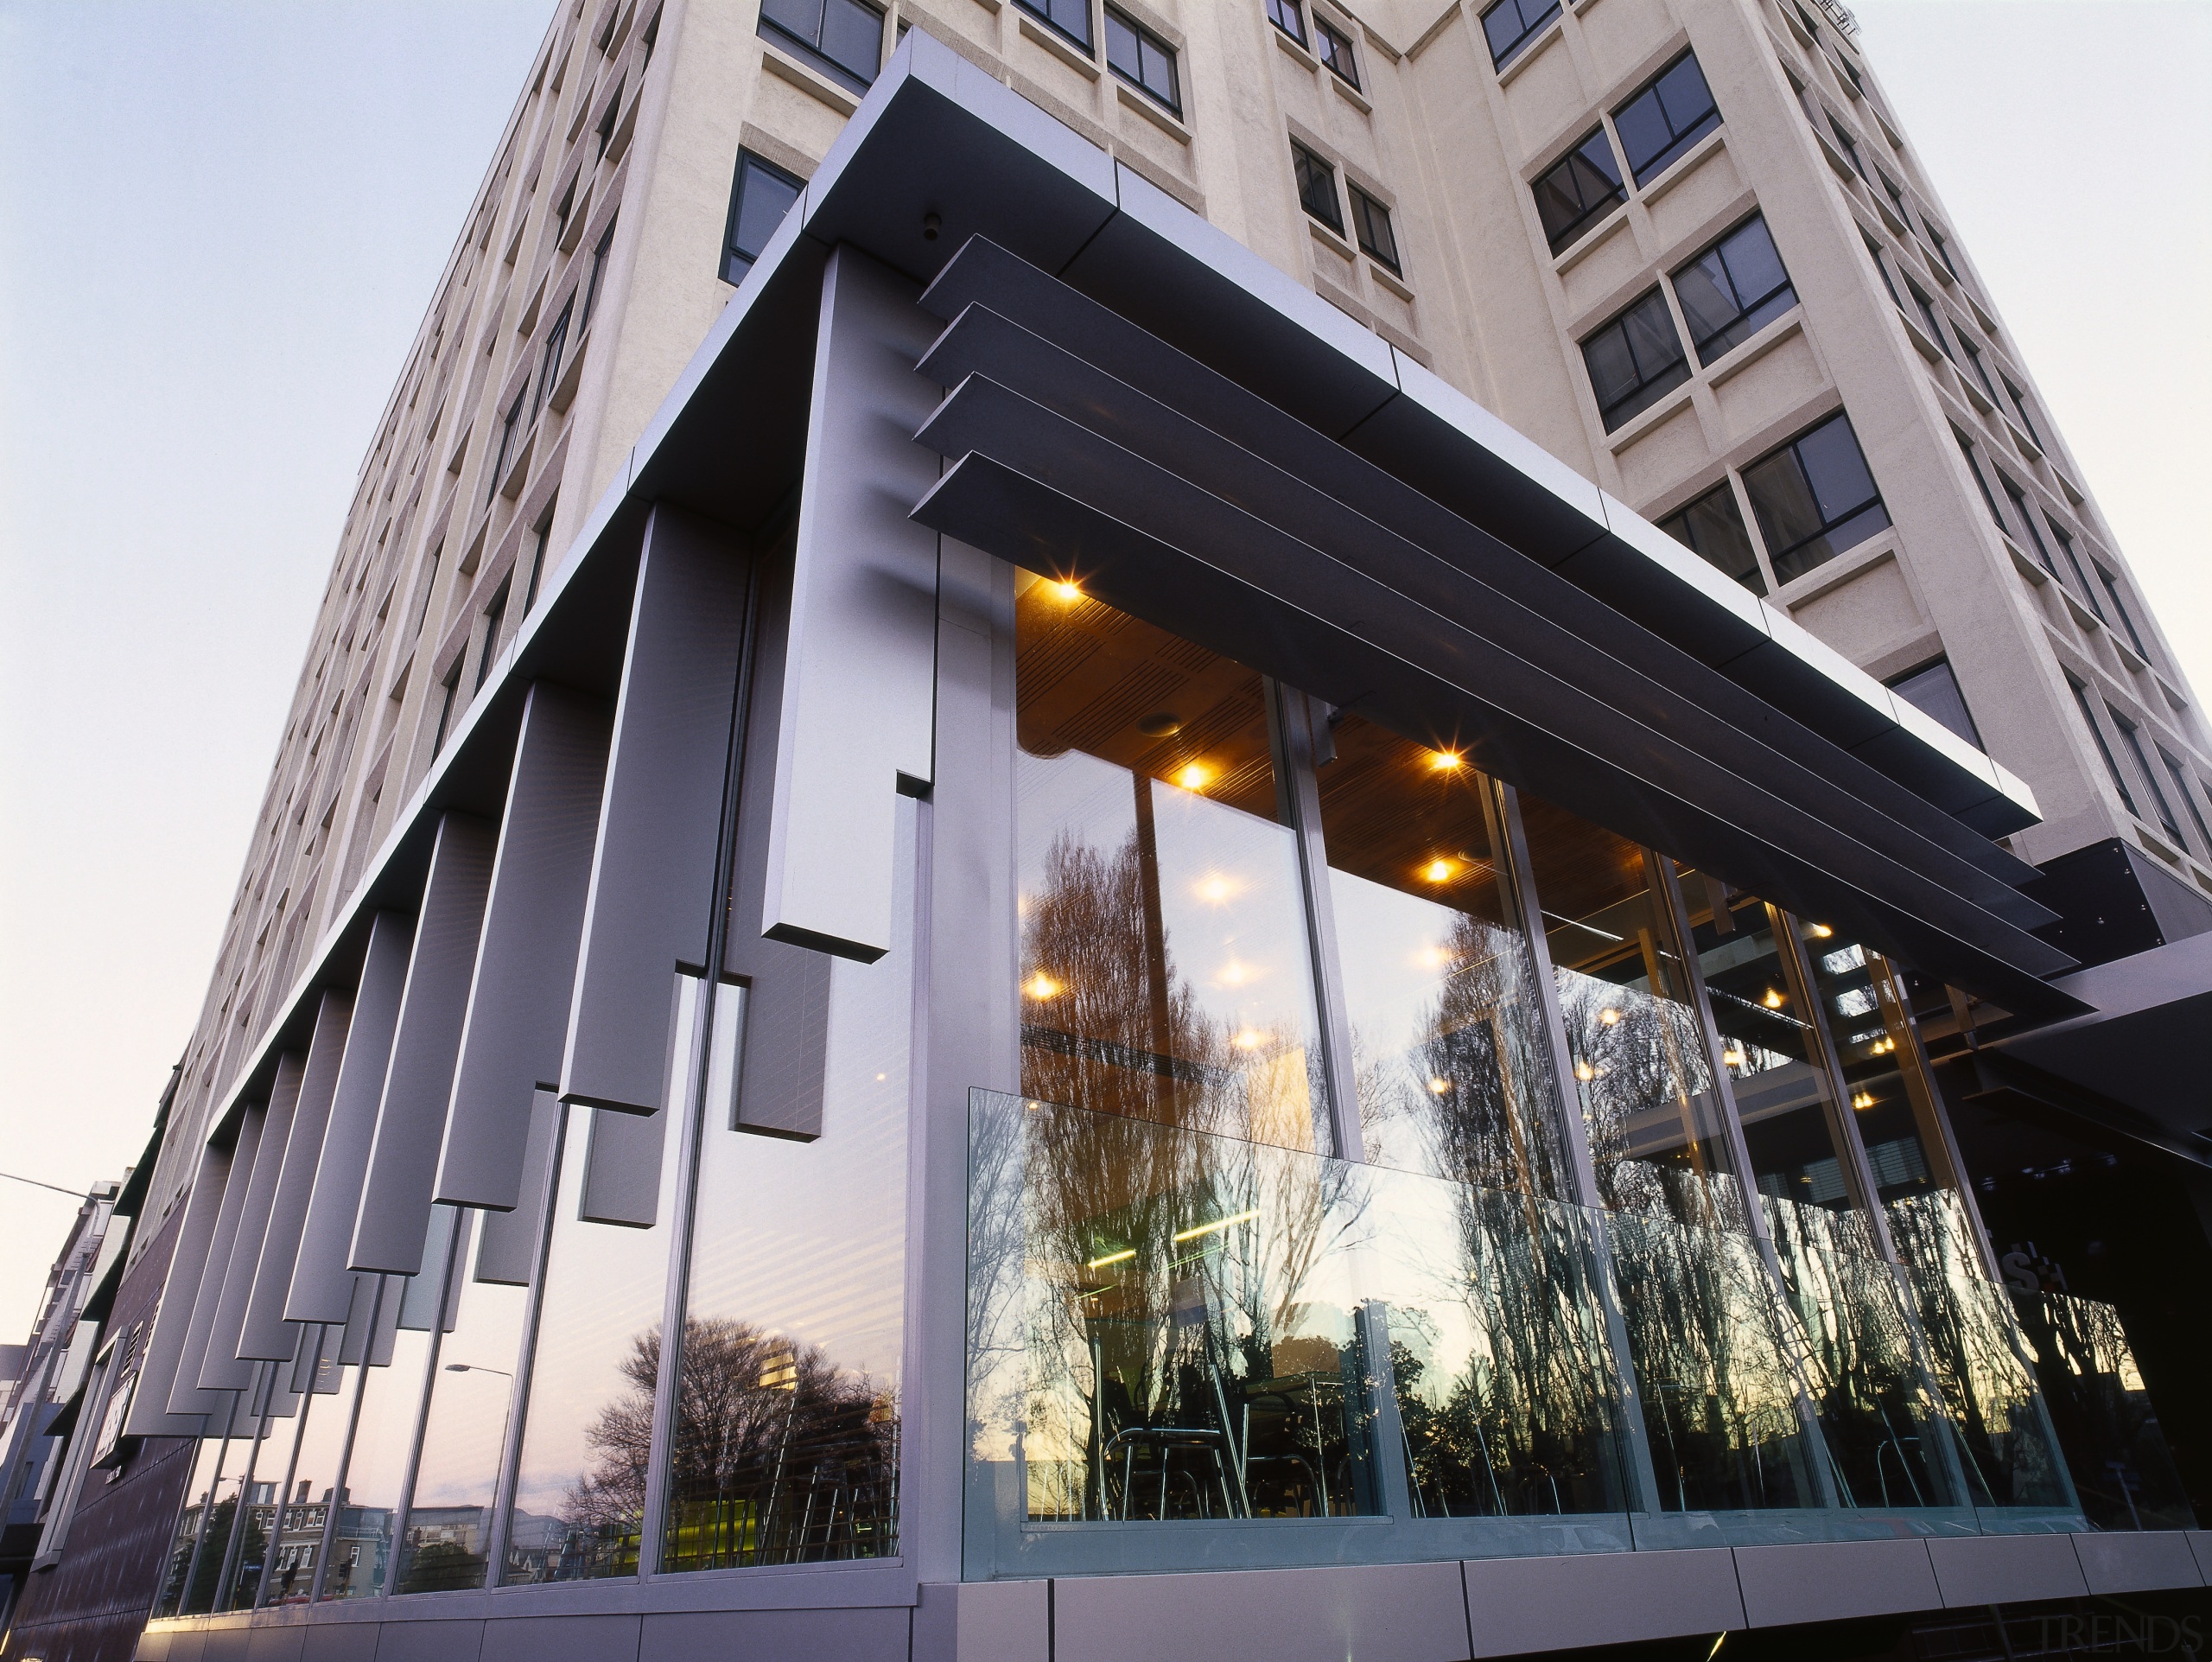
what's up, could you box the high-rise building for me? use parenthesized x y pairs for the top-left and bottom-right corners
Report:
(28, 1), (2211, 1659)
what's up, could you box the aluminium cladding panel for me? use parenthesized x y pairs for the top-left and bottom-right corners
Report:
(1926, 1533), (2090, 1606)
(348, 812), (499, 1275)
(435, 682), (613, 1211)
(124, 1141), (233, 1436)
(196, 1053), (307, 1387)
(558, 505), (749, 1118)
(287, 910), (415, 1324)
(1461, 1549), (1744, 1656)
(240, 990), (352, 1360)
(163, 1105), (264, 1416)
(1052, 1562), (1471, 1662)
(476, 1091), (561, 1283)
(760, 245), (942, 965)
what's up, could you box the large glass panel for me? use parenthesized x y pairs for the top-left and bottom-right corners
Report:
(1314, 715), (1571, 1200)
(2011, 1289), (2196, 1531)
(259, 1339), (353, 1607)
(393, 1213), (531, 1594)
(211, 1369), (289, 1611)
(500, 1060), (687, 1583)
(1015, 576), (1329, 1151)
(153, 1423), (238, 1618)
(965, 1088), (1631, 1577)
(658, 803), (916, 1572)
(1515, 794), (1745, 1231)
(325, 1276), (436, 1601)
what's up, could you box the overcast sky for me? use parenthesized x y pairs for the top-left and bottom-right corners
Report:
(2, 1), (2206, 1341)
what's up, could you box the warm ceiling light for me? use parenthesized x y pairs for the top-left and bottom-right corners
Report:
(1024, 971), (1062, 1000)
(1051, 580), (1082, 601)
(1428, 749), (1465, 772)
(1234, 1028), (1264, 1050)
(1428, 1076), (1451, 1095)
(1852, 1090), (1876, 1110)
(1423, 858), (1455, 883)
(1599, 1007), (1621, 1027)
(1176, 762), (1211, 791)
(1762, 989), (1785, 1009)
(1721, 1047), (1746, 1067)
(1810, 924), (1834, 938)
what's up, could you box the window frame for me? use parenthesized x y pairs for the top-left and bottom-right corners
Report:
(1014, 0), (1096, 54)
(1669, 213), (1797, 366)
(1532, 128), (1627, 255)
(1611, 49), (1724, 187)
(1267, 0), (1307, 48)
(2155, 746), (2212, 856)
(1660, 480), (1768, 595)
(2095, 564), (2151, 659)
(1886, 657), (1984, 751)
(721, 148), (805, 286)
(1998, 474), (2054, 576)
(2069, 675), (2138, 818)
(1292, 139), (1346, 237)
(1952, 427), (2006, 535)
(1313, 14), (1360, 88)
(1741, 411), (1892, 585)
(1103, 5), (1180, 114)
(1348, 182), (1402, 275)
(2108, 704), (2183, 844)
(760, 0), (889, 92)
(1580, 286), (1692, 433)
(1480, 0), (1561, 70)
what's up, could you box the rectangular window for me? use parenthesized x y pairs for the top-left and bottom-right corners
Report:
(531, 298), (572, 423)
(1267, 0), (1307, 48)
(1862, 231), (1902, 308)
(1671, 213), (1796, 364)
(1534, 129), (1626, 253)
(2110, 707), (2182, 842)
(1348, 184), (1400, 274)
(2001, 376), (2042, 447)
(2097, 566), (2150, 657)
(580, 219), (614, 330)
(1887, 658), (1983, 749)
(1104, 7), (1179, 113)
(2069, 677), (2137, 817)
(1906, 282), (1951, 359)
(1661, 481), (1765, 595)
(721, 150), (804, 285)
(1827, 113), (1866, 181)
(524, 505), (555, 614)
(1314, 15), (1359, 87)
(1878, 171), (1911, 228)
(1014, 0), (1093, 52)
(594, 80), (622, 162)
(475, 580), (510, 693)
(1957, 334), (1997, 400)
(1953, 428), (2006, 534)
(1481, 0), (1560, 69)
(1292, 140), (1344, 235)
(1999, 475), (2054, 575)
(760, 0), (886, 91)
(1613, 51), (1721, 184)
(2050, 519), (2104, 620)
(1742, 411), (1891, 583)
(432, 662), (461, 758)
(488, 388), (526, 503)
(2157, 747), (2212, 855)
(1581, 289), (1689, 431)
(1926, 224), (1959, 279)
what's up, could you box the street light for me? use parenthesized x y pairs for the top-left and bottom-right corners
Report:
(445, 1364), (512, 1376)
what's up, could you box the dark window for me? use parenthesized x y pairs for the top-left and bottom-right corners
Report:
(1957, 334), (1997, 399)
(2069, 677), (2136, 817)
(1315, 16), (1359, 87)
(1887, 658), (1982, 749)
(1660, 481), (1765, 595)
(1613, 52), (1720, 184)
(1826, 113), (1866, 181)
(475, 581), (511, 694)
(1999, 475), (2054, 576)
(524, 504), (556, 614)
(2157, 747), (2212, 855)
(2050, 520), (2104, 620)
(532, 299), (573, 422)
(1349, 185), (1400, 273)
(1671, 213), (1796, 363)
(1104, 8), (1179, 112)
(1792, 2), (1821, 38)
(594, 81), (623, 161)
(1742, 412), (1891, 583)
(1481, 0), (1560, 69)
(1953, 428), (2005, 533)
(553, 179), (576, 248)
(2097, 566), (2150, 658)
(1836, 52), (1865, 95)
(2110, 707), (2181, 841)
(1015, 0), (1093, 51)
(432, 662), (462, 760)
(1580, 289), (1690, 432)
(721, 150), (804, 284)
(1878, 171), (1910, 227)
(1533, 129), (1625, 253)
(489, 388), (526, 503)
(760, 0), (887, 90)
(2001, 376), (2041, 447)
(1267, 0), (1306, 47)
(580, 219), (615, 330)
(1861, 231), (1902, 307)
(1906, 282), (1950, 358)
(641, 6), (661, 67)
(1925, 224), (1958, 278)
(1293, 141), (1344, 235)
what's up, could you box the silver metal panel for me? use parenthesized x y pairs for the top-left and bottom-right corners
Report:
(636, 1608), (911, 1662)
(369, 1621), (482, 1662)
(559, 506), (747, 1116)
(351, 813), (499, 1275)
(438, 683), (613, 1209)
(1052, 1562), (1471, 1662)
(297, 1625), (379, 1662)
(243, 990), (353, 1360)
(578, 1102), (667, 1230)
(720, 553), (833, 1139)
(1926, 1532), (2089, 1607)
(124, 1141), (232, 1436)
(200, 1054), (306, 1385)
(2072, 1530), (2206, 1595)
(476, 1091), (560, 1284)
(1464, 1548), (1743, 1655)
(334, 1272), (381, 1366)
(166, 1105), (264, 1414)
(289, 911), (415, 1323)
(478, 1614), (640, 1662)
(1732, 1538), (1940, 1627)
(242, 1625), (307, 1662)
(912, 1580), (1048, 1662)
(760, 245), (942, 964)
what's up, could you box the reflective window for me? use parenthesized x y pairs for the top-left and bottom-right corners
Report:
(1660, 482), (1764, 595)
(259, 1340), (353, 1607)
(1887, 658), (1983, 750)
(1953, 428), (2006, 534)
(1612, 52), (1721, 185)
(1580, 290), (1688, 432)
(2110, 707), (2183, 845)
(1105, 7), (1179, 112)
(1315, 715), (1572, 1200)
(324, 1275), (435, 1602)
(1014, 0), (1093, 50)
(1671, 215), (1796, 364)
(1907, 281), (1952, 360)
(2096, 565), (2150, 658)
(2050, 519), (2104, 620)
(721, 150), (803, 285)
(759, 0), (885, 91)
(1266, 0), (1306, 48)
(1480, 0), (1560, 69)
(1314, 16), (1358, 88)
(1827, 113), (1866, 182)
(2068, 677), (2138, 818)
(1999, 475), (2055, 576)
(1292, 141), (1344, 236)
(1957, 334), (1997, 401)
(659, 808), (915, 1572)
(1741, 412), (1889, 583)
(1862, 230), (1902, 309)
(2002, 375), (2041, 447)
(1533, 130), (1625, 254)
(1015, 577), (1331, 1151)
(154, 1417), (248, 1617)
(2158, 746), (2212, 856)
(1348, 185), (1400, 275)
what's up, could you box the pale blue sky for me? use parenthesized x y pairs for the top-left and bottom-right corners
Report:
(2, 2), (2205, 1339)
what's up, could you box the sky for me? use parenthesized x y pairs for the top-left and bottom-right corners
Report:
(1, 1), (2207, 1343)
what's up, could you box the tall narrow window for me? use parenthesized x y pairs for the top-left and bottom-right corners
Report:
(1953, 428), (2006, 535)
(1957, 334), (1997, 400)
(1862, 230), (1902, 308)
(721, 150), (804, 284)
(2050, 519), (2103, 620)
(1292, 140), (1344, 235)
(2111, 708), (2182, 843)
(524, 506), (555, 614)
(1878, 171), (1910, 229)
(1999, 476), (2054, 576)
(1671, 213), (1796, 364)
(1104, 8), (1179, 113)
(1480, 0), (1560, 68)
(1266, 0), (1307, 48)
(2096, 566), (2149, 658)
(1742, 412), (1890, 583)
(412, 546), (443, 640)
(432, 663), (461, 759)
(1533, 129), (1626, 253)
(1613, 51), (1721, 184)
(475, 581), (510, 693)
(580, 220), (615, 331)
(2069, 677), (2137, 817)
(1314, 15), (1359, 88)
(2002, 376), (2042, 447)
(1925, 224), (1959, 279)
(1014, 0), (1093, 51)
(760, 0), (886, 91)
(1887, 657), (1983, 749)
(1661, 481), (1765, 594)
(531, 299), (572, 422)
(1580, 289), (1688, 431)
(1348, 184), (1401, 274)
(594, 80), (622, 162)
(2157, 747), (2212, 855)
(488, 389), (525, 503)
(1906, 282), (1951, 359)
